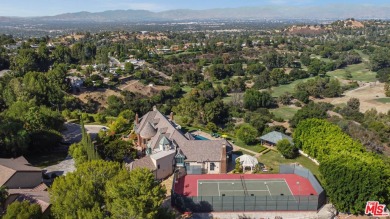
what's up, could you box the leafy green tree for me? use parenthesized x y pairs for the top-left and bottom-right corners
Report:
(69, 120), (99, 166)
(124, 62), (135, 74)
(206, 122), (218, 132)
(293, 119), (364, 162)
(11, 48), (39, 76)
(50, 160), (121, 218)
(0, 186), (8, 212)
(236, 124), (258, 145)
(97, 136), (135, 162)
(2, 201), (42, 219)
(385, 83), (390, 97)
(105, 168), (166, 219)
(243, 89), (274, 111)
(276, 139), (298, 159)
(320, 151), (390, 214)
(278, 92), (292, 105)
(290, 102), (328, 127)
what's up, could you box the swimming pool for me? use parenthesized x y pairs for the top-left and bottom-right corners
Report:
(193, 135), (209, 140)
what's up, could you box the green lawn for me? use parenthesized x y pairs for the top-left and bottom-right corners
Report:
(270, 77), (312, 97)
(182, 86), (193, 94)
(271, 106), (299, 121)
(222, 95), (233, 103)
(355, 50), (369, 62)
(259, 150), (323, 183)
(310, 55), (332, 63)
(327, 63), (377, 82)
(25, 151), (68, 168)
(232, 138), (267, 153)
(375, 98), (390, 103)
(232, 150), (257, 157)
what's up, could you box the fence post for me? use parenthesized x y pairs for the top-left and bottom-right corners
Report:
(254, 196), (257, 211)
(233, 196), (235, 211)
(265, 195), (267, 210)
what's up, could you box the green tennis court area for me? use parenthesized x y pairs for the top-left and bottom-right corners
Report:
(198, 177), (293, 197)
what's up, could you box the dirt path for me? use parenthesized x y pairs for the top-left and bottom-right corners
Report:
(314, 82), (390, 113)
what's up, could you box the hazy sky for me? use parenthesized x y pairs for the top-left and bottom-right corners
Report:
(1, 0), (389, 17)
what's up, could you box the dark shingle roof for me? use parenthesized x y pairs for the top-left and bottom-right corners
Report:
(0, 156), (41, 187)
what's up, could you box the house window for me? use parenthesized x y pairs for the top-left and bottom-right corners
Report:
(185, 162), (190, 166)
(157, 164), (160, 169)
(210, 163), (215, 171)
(175, 157), (184, 165)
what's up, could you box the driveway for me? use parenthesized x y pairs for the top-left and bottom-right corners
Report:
(62, 123), (108, 144)
(45, 123), (109, 177)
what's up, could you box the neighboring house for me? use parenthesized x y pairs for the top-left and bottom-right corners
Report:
(128, 107), (232, 179)
(259, 131), (294, 146)
(67, 76), (84, 88)
(0, 157), (42, 189)
(6, 184), (51, 215)
(0, 157), (50, 214)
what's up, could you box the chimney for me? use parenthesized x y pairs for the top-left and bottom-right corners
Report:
(220, 143), (227, 174)
(170, 112), (174, 121)
(135, 113), (139, 124)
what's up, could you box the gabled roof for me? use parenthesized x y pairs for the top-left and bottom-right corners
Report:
(0, 156), (41, 187)
(259, 131), (293, 145)
(159, 136), (170, 145)
(8, 184), (50, 213)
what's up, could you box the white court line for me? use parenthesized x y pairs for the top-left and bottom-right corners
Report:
(284, 179), (297, 201)
(199, 180), (286, 184)
(265, 183), (273, 200)
(219, 190), (270, 192)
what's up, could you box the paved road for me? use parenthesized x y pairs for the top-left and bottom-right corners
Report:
(62, 123), (108, 144)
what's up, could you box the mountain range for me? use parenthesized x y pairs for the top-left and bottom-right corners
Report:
(3, 5), (390, 23)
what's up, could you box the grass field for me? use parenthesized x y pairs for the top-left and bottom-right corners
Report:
(259, 150), (322, 183)
(327, 63), (377, 82)
(182, 86), (193, 94)
(375, 98), (390, 103)
(232, 150), (257, 157)
(232, 138), (267, 153)
(271, 106), (299, 120)
(270, 78), (312, 97)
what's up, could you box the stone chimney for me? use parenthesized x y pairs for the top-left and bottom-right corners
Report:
(170, 112), (174, 121)
(220, 143), (227, 174)
(135, 113), (139, 124)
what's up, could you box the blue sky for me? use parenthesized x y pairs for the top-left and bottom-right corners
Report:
(1, 0), (389, 17)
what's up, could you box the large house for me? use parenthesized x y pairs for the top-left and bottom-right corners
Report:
(128, 107), (232, 179)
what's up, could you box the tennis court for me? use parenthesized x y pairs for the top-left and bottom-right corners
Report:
(172, 165), (325, 212)
(198, 177), (293, 197)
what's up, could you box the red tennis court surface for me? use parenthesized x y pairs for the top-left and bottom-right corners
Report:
(174, 174), (317, 197)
